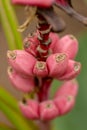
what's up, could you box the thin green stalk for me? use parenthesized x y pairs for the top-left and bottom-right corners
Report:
(0, 0), (22, 50)
(0, 99), (32, 130)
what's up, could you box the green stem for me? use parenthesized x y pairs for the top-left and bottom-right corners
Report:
(0, 0), (22, 50)
(37, 121), (51, 130)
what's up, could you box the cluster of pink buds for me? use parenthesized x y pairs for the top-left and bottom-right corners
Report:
(7, 31), (81, 120)
(7, 0), (82, 121)
(19, 80), (78, 120)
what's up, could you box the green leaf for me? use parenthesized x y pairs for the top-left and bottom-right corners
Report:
(0, 87), (38, 130)
(0, 0), (22, 50)
(0, 123), (15, 130)
(0, 99), (33, 130)
(0, 87), (19, 112)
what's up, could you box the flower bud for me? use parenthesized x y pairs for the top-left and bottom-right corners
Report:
(8, 67), (35, 93)
(58, 60), (81, 80)
(7, 50), (36, 76)
(39, 100), (59, 120)
(49, 32), (59, 52)
(12, 0), (54, 7)
(33, 61), (48, 77)
(54, 35), (78, 59)
(24, 32), (39, 56)
(46, 53), (68, 77)
(19, 99), (39, 119)
(54, 95), (75, 115)
(54, 80), (78, 98)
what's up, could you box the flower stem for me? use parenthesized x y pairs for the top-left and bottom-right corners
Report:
(36, 12), (52, 61)
(37, 78), (52, 102)
(37, 121), (51, 130)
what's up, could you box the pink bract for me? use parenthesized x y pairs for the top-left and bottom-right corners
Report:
(12, 0), (70, 7)
(12, 0), (55, 7)
(55, 0), (68, 5)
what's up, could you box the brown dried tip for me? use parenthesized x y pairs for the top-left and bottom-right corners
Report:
(24, 42), (30, 49)
(18, 6), (37, 32)
(22, 97), (27, 104)
(7, 66), (13, 75)
(55, 53), (66, 62)
(7, 51), (16, 60)
(36, 62), (46, 70)
(74, 62), (81, 72)
(69, 35), (76, 40)
(67, 95), (73, 101)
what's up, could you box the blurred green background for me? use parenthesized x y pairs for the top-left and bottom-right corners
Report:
(0, 0), (87, 130)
